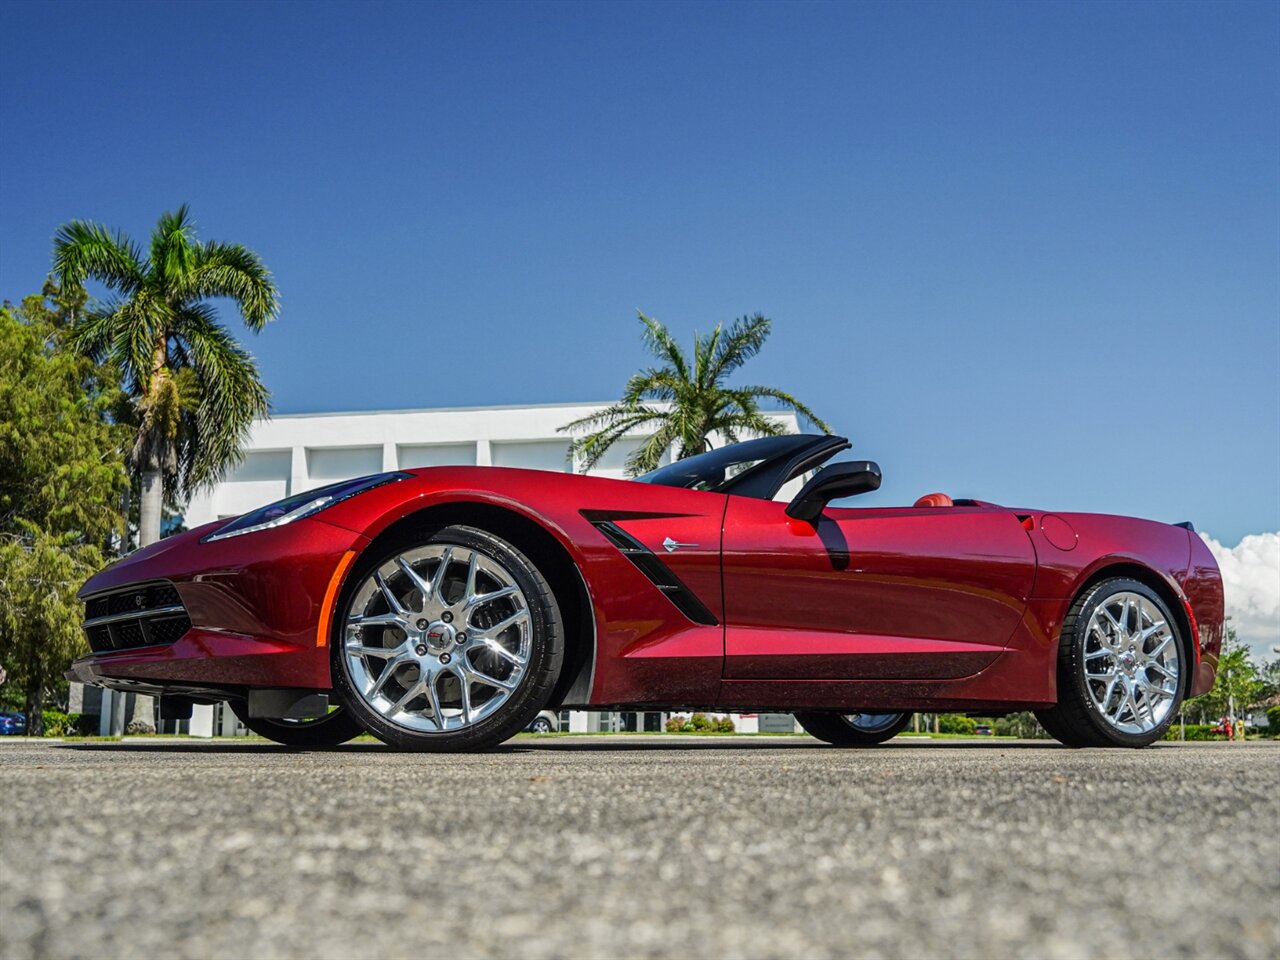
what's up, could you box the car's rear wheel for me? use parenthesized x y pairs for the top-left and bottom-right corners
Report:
(229, 702), (363, 747)
(796, 711), (911, 746)
(529, 715), (554, 733)
(331, 524), (563, 752)
(1035, 578), (1185, 748)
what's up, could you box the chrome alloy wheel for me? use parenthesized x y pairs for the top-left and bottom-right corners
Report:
(1082, 591), (1180, 736)
(841, 712), (905, 733)
(343, 543), (532, 733)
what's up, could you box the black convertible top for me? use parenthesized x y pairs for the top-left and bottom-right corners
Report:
(636, 434), (850, 501)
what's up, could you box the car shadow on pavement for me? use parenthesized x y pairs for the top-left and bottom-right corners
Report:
(53, 736), (1079, 755)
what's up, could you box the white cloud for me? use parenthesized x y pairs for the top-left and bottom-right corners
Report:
(1199, 531), (1280, 659)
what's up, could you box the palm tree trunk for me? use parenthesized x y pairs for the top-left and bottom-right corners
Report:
(138, 468), (163, 547)
(131, 464), (163, 733)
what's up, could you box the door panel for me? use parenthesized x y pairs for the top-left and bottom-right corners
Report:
(722, 500), (1035, 680)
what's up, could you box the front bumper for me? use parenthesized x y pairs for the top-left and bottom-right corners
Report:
(69, 518), (370, 694)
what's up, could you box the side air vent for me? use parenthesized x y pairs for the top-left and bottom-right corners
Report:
(590, 520), (718, 626)
(82, 581), (192, 653)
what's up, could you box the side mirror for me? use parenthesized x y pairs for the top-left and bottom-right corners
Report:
(785, 460), (881, 523)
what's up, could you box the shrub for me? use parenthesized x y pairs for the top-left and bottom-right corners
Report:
(937, 714), (977, 735)
(689, 712), (713, 731)
(41, 710), (84, 737)
(1267, 705), (1280, 733)
(1162, 724), (1226, 741)
(664, 713), (735, 733)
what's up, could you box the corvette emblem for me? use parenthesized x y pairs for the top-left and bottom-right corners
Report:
(662, 537), (698, 553)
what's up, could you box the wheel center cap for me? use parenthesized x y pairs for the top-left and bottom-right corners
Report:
(1121, 652), (1137, 671)
(424, 621), (456, 654)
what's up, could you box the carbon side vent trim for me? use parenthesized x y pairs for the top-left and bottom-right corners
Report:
(589, 520), (719, 626)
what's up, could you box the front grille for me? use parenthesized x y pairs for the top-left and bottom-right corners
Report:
(82, 581), (192, 653)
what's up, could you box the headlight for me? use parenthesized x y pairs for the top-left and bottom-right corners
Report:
(201, 472), (410, 542)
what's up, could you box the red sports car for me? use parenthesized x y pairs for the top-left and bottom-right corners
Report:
(70, 435), (1224, 750)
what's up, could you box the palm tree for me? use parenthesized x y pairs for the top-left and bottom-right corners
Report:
(54, 205), (278, 547)
(561, 311), (832, 476)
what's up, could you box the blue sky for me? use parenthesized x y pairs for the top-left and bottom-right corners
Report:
(1, 0), (1277, 549)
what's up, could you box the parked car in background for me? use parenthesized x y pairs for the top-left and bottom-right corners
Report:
(0, 712), (28, 735)
(974, 723), (994, 736)
(525, 710), (559, 734)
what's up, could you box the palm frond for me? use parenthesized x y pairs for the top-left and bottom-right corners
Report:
(185, 242), (279, 329)
(626, 419), (680, 475)
(707, 314), (770, 383)
(735, 384), (833, 434)
(621, 368), (683, 405)
(177, 306), (270, 492)
(563, 405), (666, 472)
(53, 221), (144, 292)
(637, 312), (689, 382)
(149, 205), (196, 286)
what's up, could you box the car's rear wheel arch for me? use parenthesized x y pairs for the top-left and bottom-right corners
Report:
(1062, 561), (1195, 698)
(349, 501), (594, 708)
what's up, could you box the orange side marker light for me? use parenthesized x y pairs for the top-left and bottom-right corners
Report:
(317, 550), (358, 648)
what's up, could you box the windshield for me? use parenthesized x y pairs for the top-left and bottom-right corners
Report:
(635, 435), (836, 493)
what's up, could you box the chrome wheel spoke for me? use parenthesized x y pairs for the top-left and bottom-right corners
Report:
(424, 676), (446, 729)
(455, 669), (474, 723)
(474, 608), (529, 639)
(473, 636), (522, 665)
(374, 571), (408, 616)
(367, 658), (407, 699)
(348, 611), (405, 629)
(466, 585), (519, 611)
(428, 547), (454, 603)
(347, 642), (405, 659)
(389, 678), (426, 714)
(396, 556), (434, 608)
(468, 665), (517, 691)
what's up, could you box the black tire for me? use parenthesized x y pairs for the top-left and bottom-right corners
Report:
(529, 716), (554, 733)
(796, 711), (912, 746)
(1035, 577), (1187, 748)
(229, 701), (363, 747)
(331, 524), (564, 752)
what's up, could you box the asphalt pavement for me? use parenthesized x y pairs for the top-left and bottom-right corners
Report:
(1, 736), (1276, 960)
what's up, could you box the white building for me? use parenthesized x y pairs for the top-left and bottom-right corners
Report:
(178, 400), (802, 736)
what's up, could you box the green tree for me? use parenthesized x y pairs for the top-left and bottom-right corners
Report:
(560, 312), (831, 476)
(0, 285), (128, 733)
(1184, 624), (1263, 726)
(53, 205), (278, 546)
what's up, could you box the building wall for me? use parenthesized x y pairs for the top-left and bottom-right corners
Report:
(186, 401), (801, 526)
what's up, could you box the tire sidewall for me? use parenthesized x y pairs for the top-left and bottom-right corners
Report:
(229, 702), (362, 747)
(330, 524), (563, 751)
(796, 711), (911, 746)
(1066, 578), (1186, 747)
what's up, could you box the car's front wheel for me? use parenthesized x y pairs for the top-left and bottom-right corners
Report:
(796, 711), (911, 746)
(1035, 578), (1186, 748)
(331, 524), (564, 752)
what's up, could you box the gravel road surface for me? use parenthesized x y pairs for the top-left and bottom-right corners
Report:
(1, 736), (1276, 960)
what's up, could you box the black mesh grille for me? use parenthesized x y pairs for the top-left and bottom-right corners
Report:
(147, 616), (193, 646)
(82, 581), (191, 653)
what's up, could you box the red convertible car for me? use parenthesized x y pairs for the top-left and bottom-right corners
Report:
(69, 435), (1223, 750)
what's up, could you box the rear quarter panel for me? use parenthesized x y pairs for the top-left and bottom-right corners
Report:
(1021, 511), (1220, 698)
